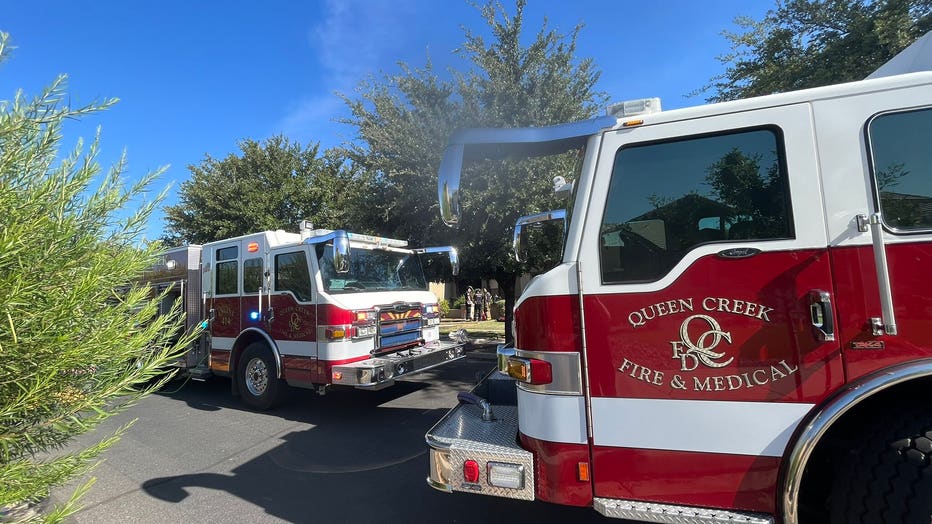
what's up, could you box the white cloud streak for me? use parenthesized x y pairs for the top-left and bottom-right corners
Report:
(278, 0), (420, 146)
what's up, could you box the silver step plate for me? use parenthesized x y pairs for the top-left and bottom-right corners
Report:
(594, 498), (773, 524)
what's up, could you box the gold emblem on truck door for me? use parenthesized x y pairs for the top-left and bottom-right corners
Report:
(670, 314), (734, 371)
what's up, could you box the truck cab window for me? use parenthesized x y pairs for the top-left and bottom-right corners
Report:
(215, 246), (238, 295)
(869, 107), (932, 231)
(243, 258), (263, 294)
(599, 127), (792, 284)
(275, 251), (312, 302)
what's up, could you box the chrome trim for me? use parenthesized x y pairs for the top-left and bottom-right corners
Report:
(438, 144), (464, 226)
(300, 229), (350, 274)
(413, 246), (460, 276)
(514, 350), (582, 395)
(512, 209), (566, 262)
(332, 344), (465, 387)
(807, 289), (835, 342)
(426, 476), (453, 493)
(595, 498), (773, 524)
(317, 324), (353, 341)
(496, 345), (516, 374)
(235, 327), (282, 378)
(576, 260), (596, 441)
(868, 213), (897, 335)
(782, 359), (932, 524)
(332, 230), (350, 274)
(427, 445), (453, 492)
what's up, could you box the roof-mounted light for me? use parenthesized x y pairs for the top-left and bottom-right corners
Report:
(346, 232), (408, 248)
(607, 97), (662, 118)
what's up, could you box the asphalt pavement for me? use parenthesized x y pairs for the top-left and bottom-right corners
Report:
(48, 351), (616, 524)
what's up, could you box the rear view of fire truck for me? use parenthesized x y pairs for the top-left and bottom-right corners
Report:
(148, 222), (464, 410)
(426, 33), (932, 523)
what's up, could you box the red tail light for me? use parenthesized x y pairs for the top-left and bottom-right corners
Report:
(463, 460), (480, 483)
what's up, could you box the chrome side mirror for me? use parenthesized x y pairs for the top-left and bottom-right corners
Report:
(438, 145), (463, 227)
(332, 230), (351, 274)
(415, 246), (460, 276)
(513, 209), (566, 262)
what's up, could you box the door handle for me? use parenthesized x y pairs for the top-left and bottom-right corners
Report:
(808, 290), (835, 342)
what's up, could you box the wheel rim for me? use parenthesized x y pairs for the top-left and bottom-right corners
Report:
(244, 357), (268, 397)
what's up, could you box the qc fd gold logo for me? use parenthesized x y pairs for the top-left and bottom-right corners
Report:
(670, 314), (734, 371)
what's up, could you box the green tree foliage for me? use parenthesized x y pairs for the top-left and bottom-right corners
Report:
(163, 136), (360, 245)
(343, 0), (605, 340)
(340, 61), (459, 245)
(0, 33), (189, 522)
(703, 0), (932, 102)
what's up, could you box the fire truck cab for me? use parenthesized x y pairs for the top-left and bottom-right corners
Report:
(426, 34), (932, 523)
(151, 223), (464, 410)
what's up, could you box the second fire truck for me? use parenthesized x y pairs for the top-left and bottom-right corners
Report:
(148, 222), (464, 410)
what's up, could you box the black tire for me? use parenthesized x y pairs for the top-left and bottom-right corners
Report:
(236, 342), (285, 411)
(828, 402), (932, 523)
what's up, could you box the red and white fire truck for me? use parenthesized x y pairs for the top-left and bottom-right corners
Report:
(426, 33), (932, 523)
(148, 222), (463, 410)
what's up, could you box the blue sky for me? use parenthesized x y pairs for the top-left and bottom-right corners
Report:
(0, 0), (771, 240)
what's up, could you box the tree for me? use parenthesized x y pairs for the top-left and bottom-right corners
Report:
(0, 33), (188, 522)
(162, 136), (360, 245)
(702, 0), (932, 102)
(343, 0), (605, 341)
(340, 61), (460, 245)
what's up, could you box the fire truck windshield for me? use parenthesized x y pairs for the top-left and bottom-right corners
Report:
(316, 244), (428, 294)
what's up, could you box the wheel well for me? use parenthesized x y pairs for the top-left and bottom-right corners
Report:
(795, 376), (932, 523)
(231, 330), (280, 380)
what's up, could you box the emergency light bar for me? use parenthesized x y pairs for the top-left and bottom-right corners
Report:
(346, 232), (408, 248)
(303, 230), (409, 248)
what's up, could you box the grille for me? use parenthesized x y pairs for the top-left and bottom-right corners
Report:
(376, 303), (423, 352)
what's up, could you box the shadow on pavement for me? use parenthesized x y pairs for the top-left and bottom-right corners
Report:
(141, 362), (608, 523)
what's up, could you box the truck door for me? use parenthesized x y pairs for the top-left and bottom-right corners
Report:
(208, 243), (242, 373)
(576, 104), (844, 514)
(813, 86), (932, 384)
(267, 247), (319, 384)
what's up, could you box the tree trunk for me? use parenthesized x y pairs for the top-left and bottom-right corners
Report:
(497, 271), (517, 345)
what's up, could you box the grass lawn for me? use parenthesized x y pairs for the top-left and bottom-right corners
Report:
(440, 319), (506, 340)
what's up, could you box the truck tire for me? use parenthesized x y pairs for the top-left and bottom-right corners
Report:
(237, 342), (285, 411)
(827, 402), (932, 523)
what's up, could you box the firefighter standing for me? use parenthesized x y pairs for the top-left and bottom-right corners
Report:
(466, 286), (475, 321)
(484, 289), (492, 321)
(475, 288), (486, 321)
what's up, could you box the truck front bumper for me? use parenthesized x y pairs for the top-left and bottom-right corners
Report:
(331, 339), (465, 388)
(425, 371), (534, 500)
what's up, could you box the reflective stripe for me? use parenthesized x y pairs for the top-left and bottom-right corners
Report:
(517, 388), (587, 444)
(276, 340), (316, 357)
(591, 397), (813, 457)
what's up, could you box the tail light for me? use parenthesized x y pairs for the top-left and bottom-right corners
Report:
(463, 460), (481, 483)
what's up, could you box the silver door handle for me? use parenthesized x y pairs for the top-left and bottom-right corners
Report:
(808, 290), (835, 342)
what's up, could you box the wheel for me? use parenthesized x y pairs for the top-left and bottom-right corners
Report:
(237, 342), (285, 410)
(827, 401), (932, 523)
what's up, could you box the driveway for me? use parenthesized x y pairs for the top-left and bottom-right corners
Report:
(51, 356), (616, 523)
